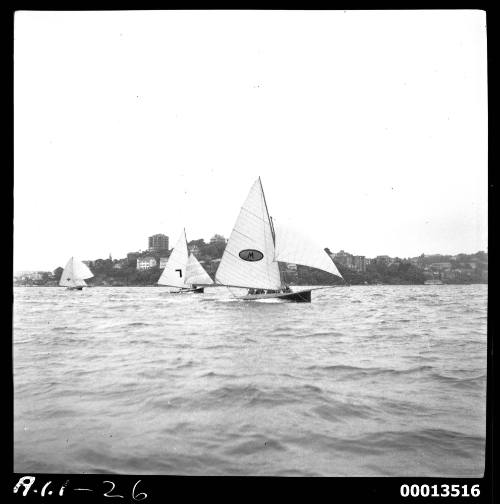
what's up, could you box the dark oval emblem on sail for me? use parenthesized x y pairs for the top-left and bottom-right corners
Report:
(239, 249), (264, 262)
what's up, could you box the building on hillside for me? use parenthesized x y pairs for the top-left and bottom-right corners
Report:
(137, 256), (157, 270)
(148, 234), (169, 252)
(210, 234), (226, 244)
(375, 255), (393, 265)
(127, 252), (140, 266)
(442, 269), (458, 281)
(430, 262), (452, 272)
(353, 256), (366, 272)
(454, 268), (473, 279)
(332, 250), (354, 268)
(188, 244), (201, 255)
(414, 255), (427, 268)
(17, 271), (43, 281)
(159, 257), (169, 269)
(113, 259), (128, 269)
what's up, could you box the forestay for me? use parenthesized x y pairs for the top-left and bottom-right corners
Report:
(185, 254), (214, 286)
(215, 178), (282, 290)
(158, 231), (189, 288)
(273, 221), (343, 279)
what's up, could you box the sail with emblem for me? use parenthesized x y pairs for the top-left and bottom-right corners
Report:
(215, 178), (282, 290)
(274, 221), (342, 278)
(157, 230), (189, 288)
(215, 177), (344, 302)
(59, 257), (94, 287)
(185, 254), (214, 286)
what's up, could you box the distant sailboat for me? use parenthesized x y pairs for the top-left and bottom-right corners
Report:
(157, 229), (214, 293)
(59, 257), (94, 290)
(215, 177), (343, 302)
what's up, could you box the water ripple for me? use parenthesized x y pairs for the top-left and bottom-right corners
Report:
(14, 285), (487, 476)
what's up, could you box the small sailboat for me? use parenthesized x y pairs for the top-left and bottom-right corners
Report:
(158, 229), (214, 293)
(215, 177), (343, 302)
(59, 257), (94, 290)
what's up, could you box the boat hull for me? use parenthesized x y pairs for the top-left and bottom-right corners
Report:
(171, 287), (205, 294)
(66, 286), (83, 291)
(239, 289), (312, 303)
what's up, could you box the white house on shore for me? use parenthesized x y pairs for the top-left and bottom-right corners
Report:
(137, 256), (157, 270)
(15, 271), (44, 281)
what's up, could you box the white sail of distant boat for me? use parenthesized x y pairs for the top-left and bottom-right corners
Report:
(59, 257), (93, 290)
(158, 229), (213, 293)
(215, 177), (343, 302)
(158, 231), (189, 288)
(185, 254), (214, 286)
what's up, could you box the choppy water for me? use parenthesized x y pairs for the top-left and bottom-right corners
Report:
(13, 285), (487, 476)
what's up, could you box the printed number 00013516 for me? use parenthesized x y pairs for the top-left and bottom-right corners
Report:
(400, 484), (480, 498)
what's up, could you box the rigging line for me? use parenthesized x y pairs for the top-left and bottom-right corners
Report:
(258, 179), (272, 286)
(223, 247), (249, 262)
(259, 177), (275, 245)
(184, 228), (188, 250)
(258, 177), (283, 287)
(260, 188), (272, 286)
(214, 278), (242, 299)
(232, 228), (253, 241)
(240, 205), (269, 223)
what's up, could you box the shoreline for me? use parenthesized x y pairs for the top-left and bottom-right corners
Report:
(13, 282), (488, 288)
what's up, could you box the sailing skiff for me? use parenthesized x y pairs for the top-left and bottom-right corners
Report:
(215, 177), (343, 302)
(157, 229), (214, 293)
(59, 257), (94, 290)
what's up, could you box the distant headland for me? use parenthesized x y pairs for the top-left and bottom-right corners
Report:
(14, 233), (488, 287)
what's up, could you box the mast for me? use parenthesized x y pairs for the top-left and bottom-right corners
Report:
(259, 177), (276, 245)
(184, 227), (195, 288)
(259, 177), (285, 289)
(184, 227), (189, 287)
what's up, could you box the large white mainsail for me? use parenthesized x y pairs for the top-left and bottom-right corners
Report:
(274, 221), (343, 279)
(59, 257), (94, 287)
(185, 254), (214, 286)
(215, 178), (282, 290)
(158, 230), (189, 288)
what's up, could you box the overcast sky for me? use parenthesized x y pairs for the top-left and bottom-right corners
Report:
(14, 10), (487, 272)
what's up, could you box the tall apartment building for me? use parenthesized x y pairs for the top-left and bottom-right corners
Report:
(332, 250), (354, 268)
(148, 234), (169, 251)
(331, 250), (366, 272)
(353, 255), (366, 272)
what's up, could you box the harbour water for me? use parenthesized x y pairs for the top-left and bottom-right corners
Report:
(13, 284), (487, 476)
